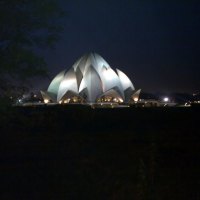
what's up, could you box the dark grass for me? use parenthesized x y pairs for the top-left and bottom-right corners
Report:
(0, 106), (199, 200)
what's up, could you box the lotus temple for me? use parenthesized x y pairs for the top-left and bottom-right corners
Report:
(41, 53), (141, 104)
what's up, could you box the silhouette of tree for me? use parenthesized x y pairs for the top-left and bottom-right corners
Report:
(0, 0), (65, 95)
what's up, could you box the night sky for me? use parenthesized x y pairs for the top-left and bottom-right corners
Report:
(39, 0), (200, 93)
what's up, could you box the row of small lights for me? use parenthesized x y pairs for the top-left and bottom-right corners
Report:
(44, 97), (125, 104)
(23, 96), (166, 104)
(44, 96), (200, 105)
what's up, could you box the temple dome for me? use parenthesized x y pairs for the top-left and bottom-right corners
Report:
(41, 53), (140, 103)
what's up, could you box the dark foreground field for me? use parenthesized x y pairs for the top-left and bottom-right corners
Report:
(0, 105), (199, 200)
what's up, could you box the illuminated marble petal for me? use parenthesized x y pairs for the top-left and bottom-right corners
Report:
(116, 68), (135, 91)
(100, 67), (124, 99)
(47, 70), (66, 97)
(57, 68), (78, 101)
(79, 65), (103, 102)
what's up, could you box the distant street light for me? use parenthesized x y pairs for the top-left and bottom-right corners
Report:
(163, 97), (169, 102)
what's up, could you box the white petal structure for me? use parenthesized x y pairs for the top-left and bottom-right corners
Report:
(79, 65), (103, 102)
(116, 69), (135, 102)
(57, 68), (78, 101)
(47, 70), (66, 101)
(41, 53), (140, 103)
(116, 69), (134, 91)
(100, 67), (124, 99)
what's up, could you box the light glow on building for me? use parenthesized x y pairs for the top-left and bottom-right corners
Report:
(44, 99), (49, 104)
(41, 53), (141, 104)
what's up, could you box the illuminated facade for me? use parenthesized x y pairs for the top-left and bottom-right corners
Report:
(41, 53), (140, 103)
